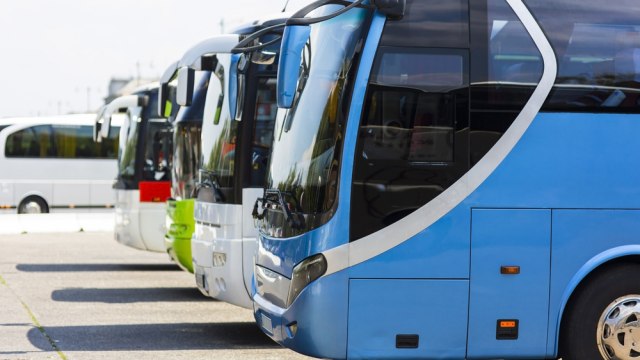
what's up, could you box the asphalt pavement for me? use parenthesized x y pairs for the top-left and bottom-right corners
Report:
(0, 231), (311, 360)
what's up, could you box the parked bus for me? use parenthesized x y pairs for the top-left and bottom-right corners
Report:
(169, 17), (284, 308)
(95, 84), (173, 252)
(162, 70), (209, 273)
(0, 114), (119, 213)
(252, 0), (640, 359)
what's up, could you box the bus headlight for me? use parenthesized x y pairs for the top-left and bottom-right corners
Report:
(287, 254), (327, 307)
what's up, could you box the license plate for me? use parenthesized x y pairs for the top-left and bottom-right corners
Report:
(261, 313), (273, 334)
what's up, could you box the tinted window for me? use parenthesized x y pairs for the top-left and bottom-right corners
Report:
(380, 0), (469, 48)
(5, 125), (53, 158)
(53, 125), (120, 159)
(525, 0), (640, 112)
(469, 0), (542, 165)
(351, 47), (470, 241)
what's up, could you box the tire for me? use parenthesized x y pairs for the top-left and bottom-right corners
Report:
(17, 196), (49, 214)
(560, 262), (640, 360)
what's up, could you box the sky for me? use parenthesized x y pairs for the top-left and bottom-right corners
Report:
(0, 0), (296, 118)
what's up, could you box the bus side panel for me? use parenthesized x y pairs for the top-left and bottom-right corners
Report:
(348, 206), (471, 279)
(53, 181), (90, 207)
(90, 180), (115, 207)
(347, 279), (468, 359)
(468, 209), (551, 359)
(0, 182), (12, 208)
(548, 210), (640, 355)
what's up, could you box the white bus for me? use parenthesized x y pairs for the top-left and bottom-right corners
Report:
(0, 114), (120, 213)
(95, 84), (174, 252)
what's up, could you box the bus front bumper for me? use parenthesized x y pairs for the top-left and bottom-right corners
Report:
(192, 224), (252, 308)
(252, 271), (348, 359)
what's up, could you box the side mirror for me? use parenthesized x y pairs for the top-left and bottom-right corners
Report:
(93, 106), (106, 142)
(159, 61), (178, 117)
(99, 109), (113, 140)
(177, 67), (195, 107)
(277, 25), (311, 109)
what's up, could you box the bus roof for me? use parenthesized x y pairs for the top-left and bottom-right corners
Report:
(0, 113), (124, 127)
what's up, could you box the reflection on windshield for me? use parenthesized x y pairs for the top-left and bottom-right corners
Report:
(200, 54), (238, 203)
(143, 119), (172, 181)
(173, 123), (201, 199)
(171, 73), (208, 200)
(118, 109), (141, 181)
(259, 6), (371, 238)
(117, 106), (173, 186)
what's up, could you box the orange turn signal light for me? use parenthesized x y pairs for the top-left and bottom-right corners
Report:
(500, 266), (520, 275)
(499, 320), (517, 328)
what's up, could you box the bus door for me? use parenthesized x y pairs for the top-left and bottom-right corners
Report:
(468, 209), (551, 357)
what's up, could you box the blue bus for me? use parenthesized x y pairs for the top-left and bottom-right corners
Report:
(252, 0), (640, 359)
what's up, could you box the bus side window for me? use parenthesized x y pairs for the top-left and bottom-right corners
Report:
(351, 47), (470, 241)
(5, 125), (53, 158)
(469, 0), (543, 166)
(524, 0), (640, 112)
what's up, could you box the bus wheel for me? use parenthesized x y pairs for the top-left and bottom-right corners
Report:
(560, 262), (640, 360)
(18, 196), (49, 214)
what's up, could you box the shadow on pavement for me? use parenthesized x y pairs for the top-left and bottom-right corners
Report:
(51, 287), (213, 303)
(28, 322), (280, 351)
(16, 263), (180, 272)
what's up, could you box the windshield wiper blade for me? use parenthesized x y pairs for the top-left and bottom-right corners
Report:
(253, 188), (305, 229)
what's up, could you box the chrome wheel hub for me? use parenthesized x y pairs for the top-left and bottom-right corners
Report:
(598, 295), (640, 359)
(23, 201), (42, 214)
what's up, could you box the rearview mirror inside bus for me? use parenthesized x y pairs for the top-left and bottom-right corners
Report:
(277, 25), (311, 109)
(177, 67), (195, 107)
(252, 50), (277, 65)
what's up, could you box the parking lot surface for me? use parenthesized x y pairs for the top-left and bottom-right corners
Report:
(0, 231), (311, 360)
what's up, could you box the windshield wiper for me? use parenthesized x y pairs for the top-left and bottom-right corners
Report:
(193, 170), (225, 202)
(253, 188), (306, 229)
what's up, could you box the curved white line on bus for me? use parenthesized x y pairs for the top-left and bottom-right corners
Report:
(322, 0), (558, 276)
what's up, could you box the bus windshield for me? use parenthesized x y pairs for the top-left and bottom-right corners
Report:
(117, 90), (172, 188)
(173, 122), (201, 199)
(199, 54), (238, 204)
(171, 73), (208, 200)
(258, 6), (371, 238)
(118, 109), (141, 183)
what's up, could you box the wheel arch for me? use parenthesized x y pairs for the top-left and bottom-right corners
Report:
(554, 246), (640, 355)
(18, 191), (50, 208)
